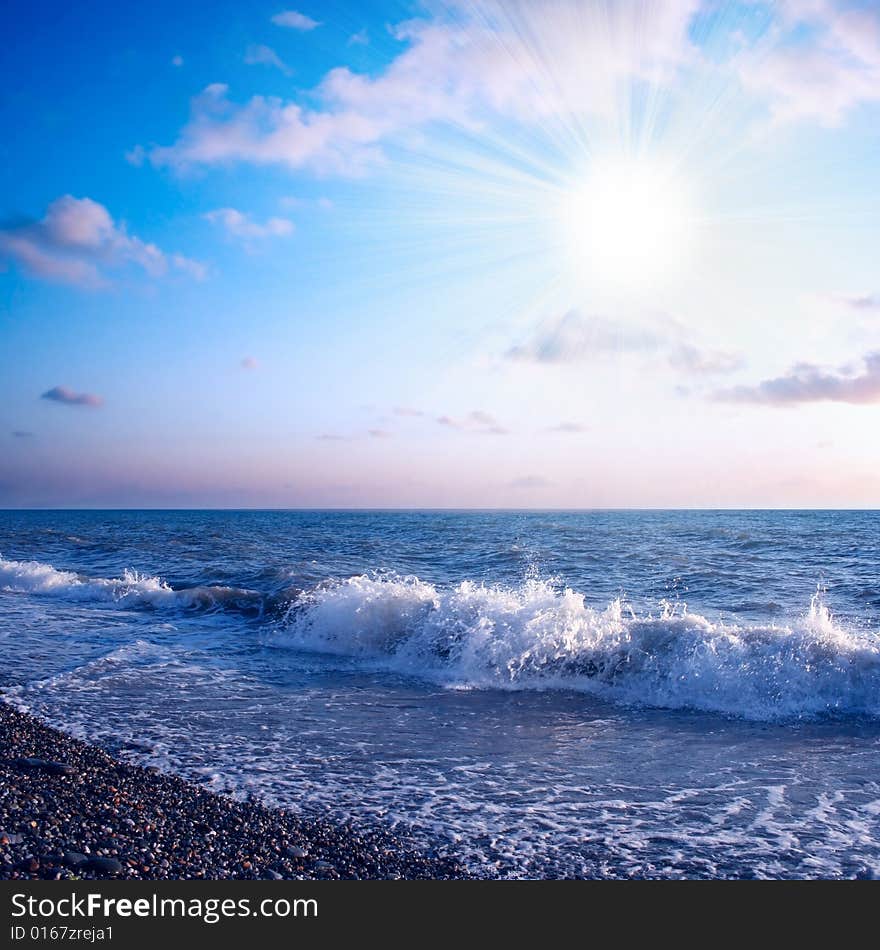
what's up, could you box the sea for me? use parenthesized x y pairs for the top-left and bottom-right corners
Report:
(1, 509), (879, 878)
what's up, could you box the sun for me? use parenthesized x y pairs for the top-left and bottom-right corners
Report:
(560, 156), (698, 291)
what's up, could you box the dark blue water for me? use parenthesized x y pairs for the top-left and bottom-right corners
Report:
(1, 510), (879, 877)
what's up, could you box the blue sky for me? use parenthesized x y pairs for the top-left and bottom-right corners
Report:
(2, 0), (880, 507)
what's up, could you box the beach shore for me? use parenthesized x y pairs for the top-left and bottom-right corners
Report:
(0, 701), (466, 880)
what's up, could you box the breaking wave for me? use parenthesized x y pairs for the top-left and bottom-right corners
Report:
(273, 574), (880, 720)
(5, 551), (880, 721)
(0, 554), (263, 615)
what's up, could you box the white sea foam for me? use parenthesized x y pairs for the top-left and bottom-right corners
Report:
(5, 552), (880, 720)
(0, 554), (258, 612)
(274, 574), (880, 720)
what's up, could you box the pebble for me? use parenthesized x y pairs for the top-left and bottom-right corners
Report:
(13, 757), (75, 776)
(87, 856), (123, 874)
(62, 852), (89, 869)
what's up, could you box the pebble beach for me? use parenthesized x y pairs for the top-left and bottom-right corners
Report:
(0, 702), (466, 881)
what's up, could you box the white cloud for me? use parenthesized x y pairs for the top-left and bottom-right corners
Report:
(0, 196), (204, 287)
(140, 2), (880, 180)
(507, 310), (743, 377)
(170, 253), (208, 281)
(125, 144), (146, 166)
(204, 207), (294, 242)
(507, 311), (662, 363)
(244, 44), (292, 76)
(829, 291), (880, 311)
(147, 4), (703, 175)
(739, 0), (880, 124)
(271, 10), (320, 31)
(667, 343), (745, 376)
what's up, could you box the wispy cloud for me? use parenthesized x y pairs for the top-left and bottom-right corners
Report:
(0, 196), (204, 287)
(271, 10), (321, 31)
(510, 475), (551, 489)
(368, 428), (391, 438)
(205, 208), (294, 242)
(41, 386), (103, 408)
(244, 44), (292, 76)
(171, 55), (184, 67)
(547, 422), (588, 433)
(240, 356), (259, 370)
(437, 410), (508, 434)
(738, 0), (880, 125)
(316, 433), (348, 441)
(11, 430), (33, 438)
(714, 351), (880, 407)
(393, 406), (425, 417)
(141, 3), (872, 182)
(829, 291), (880, 311)
(507, 311), (660, 364)
(147, 6), (702, 175)
(667, 343), (745, 375)
(508, 310), (743, 377)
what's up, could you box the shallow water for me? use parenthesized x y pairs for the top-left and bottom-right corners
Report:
(2, 509), (879, 877)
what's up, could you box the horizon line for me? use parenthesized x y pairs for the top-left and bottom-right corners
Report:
(2, 506), (879, 513)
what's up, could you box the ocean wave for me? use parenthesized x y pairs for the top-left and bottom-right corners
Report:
(0, 554), (263, 615)
(6, 552), (880, 721)
(273, 574), (880, 720)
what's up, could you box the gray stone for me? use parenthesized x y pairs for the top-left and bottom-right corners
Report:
(87, 856), (124, 874)
(63, 852), (89, 869)
(15, 757), (75, 776)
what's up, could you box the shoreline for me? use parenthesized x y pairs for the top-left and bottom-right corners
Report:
(0, 701), (467, 880)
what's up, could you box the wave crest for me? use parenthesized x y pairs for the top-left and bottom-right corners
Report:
(275, 574), (880, 720)
(0, 554), (262, 614)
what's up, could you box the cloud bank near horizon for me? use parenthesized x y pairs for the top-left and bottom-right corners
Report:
(715, 352), (880, 407)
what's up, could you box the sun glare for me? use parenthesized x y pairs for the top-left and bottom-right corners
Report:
(561, 158), (698, 291)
